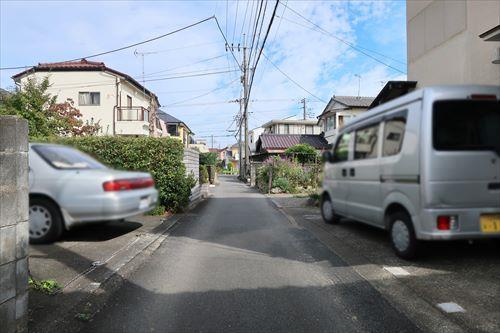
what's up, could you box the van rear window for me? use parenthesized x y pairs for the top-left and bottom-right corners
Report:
(433, 100), (500, 155)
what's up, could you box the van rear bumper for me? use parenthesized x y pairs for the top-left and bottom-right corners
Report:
(417, 208), (500, 240)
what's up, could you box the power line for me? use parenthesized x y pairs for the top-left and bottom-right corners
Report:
(245, 0), (280, 110)
(0, 16), (215, 71)
(165, 77), (239, 107)
(281, 2), (406, 74)
(248, 0), (265, 66)
(262, 51), (326, 103)
(214, 16), (242, 70)
(139, 54), (228, 78)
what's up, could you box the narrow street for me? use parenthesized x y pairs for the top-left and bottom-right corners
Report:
(82, 176), (419, 332)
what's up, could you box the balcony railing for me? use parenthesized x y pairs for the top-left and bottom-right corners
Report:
(117, 106), (149, 122)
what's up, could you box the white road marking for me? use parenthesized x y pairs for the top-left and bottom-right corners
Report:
(437, 302), (466, 313)
(383, 266), (410, 276)
(303, 215), (321, 220)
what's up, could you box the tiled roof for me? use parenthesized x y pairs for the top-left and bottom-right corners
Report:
(12, 59), (160, 106)
(258, 134), (329, 151)
(332, 96), (374, 108)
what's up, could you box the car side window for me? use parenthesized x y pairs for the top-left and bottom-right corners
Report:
(383, 117), (406, 156)
(333, 132), (351, 163)
(354, 124), (379, 160)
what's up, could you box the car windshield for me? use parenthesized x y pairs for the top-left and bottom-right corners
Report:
(433, 100), (500, 155)
(33, 145), (105, 169)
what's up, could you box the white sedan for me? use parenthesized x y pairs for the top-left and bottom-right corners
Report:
(29, 143), (158, 243)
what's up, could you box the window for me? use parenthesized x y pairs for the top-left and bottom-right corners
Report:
(33, 145), (105, 170)
(284, 124), (290, 134)
(333, 132), (351, 163)
(354, 124), (379, 160)
(127, 95), (132, 108)
(383, 118), (406, 156)
(433, 100), (500, 155)
(78, 92), (100, 106)
(167, 124), (178, 136)
(325, 116), (335, 131)
(305, 125), (314, 134)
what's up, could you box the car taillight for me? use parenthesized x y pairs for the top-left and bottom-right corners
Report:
(103, 178), (154, 191)
(437, 215), (458, 230)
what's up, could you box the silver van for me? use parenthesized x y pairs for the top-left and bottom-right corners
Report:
(321, 85), (500, 259)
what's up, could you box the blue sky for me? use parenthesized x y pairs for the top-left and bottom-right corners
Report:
(0, 0), (407, 147)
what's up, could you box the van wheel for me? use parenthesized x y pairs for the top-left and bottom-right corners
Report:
(389, 211), (419, 260)
(29, 197), (63, 244)
(321, 195), (340, 224)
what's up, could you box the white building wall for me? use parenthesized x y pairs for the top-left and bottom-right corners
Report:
(407, 0), (500, 86)
(17, 71), (156, 136)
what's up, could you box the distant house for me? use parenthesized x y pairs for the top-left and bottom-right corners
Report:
(157, 111), (194, 147)
(253, 134), (329, 161)
(12, 59), (162, 137)
(189, 139), (209, 153)
(261, 119), (322, 135)
(317, 96), (374, 144)
(248, 126), (264, 155)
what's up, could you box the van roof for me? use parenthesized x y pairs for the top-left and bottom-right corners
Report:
(340, 85), (499, 134)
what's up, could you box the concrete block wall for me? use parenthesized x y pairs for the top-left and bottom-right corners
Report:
(0, 116), (29, 333)
(183, 148), (201, 204)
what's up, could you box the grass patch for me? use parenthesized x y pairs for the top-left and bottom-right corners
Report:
(29, 277), (62, 295)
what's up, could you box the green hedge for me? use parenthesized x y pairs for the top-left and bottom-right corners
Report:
(34, 136), (196, 212)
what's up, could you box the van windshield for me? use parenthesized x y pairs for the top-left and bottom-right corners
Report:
(433, 100), (500, 155)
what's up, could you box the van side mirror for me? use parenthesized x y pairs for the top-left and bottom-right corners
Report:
(322, 151), (334, 163)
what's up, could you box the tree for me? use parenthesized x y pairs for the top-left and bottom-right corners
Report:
(0, 77), (100, 138)
(285, 143), (318, 164)
(199, 152), (218, 166)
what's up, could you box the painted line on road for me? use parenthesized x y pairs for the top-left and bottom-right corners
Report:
(383, 266), (411, 276)
(437, 302), (466, 313)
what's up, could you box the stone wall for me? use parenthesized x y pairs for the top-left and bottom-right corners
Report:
(0, 116), (29, 333)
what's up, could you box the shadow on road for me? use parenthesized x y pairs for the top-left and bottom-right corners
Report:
(60, 220), (143, 242)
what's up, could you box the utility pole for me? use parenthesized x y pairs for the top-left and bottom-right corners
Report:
(238, 103), (243, 179)
(301, 98), (307, 120)
(355, 74), (361, 97)
(211, 135), (214, 149)
(242, 40), (250, 180)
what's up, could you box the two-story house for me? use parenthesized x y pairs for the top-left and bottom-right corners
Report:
(261, 118), (322, 135)
(157, 111), (194, 147)
(12, 59), (162, 137)
(316, 96), (374, 144)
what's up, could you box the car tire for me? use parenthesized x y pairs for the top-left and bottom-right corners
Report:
(321, 195), (340, 224)
(389, 211), (419, 260)
(29, 197), (63, 244)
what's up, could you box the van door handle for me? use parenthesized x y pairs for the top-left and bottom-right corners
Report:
(350, 168), (355, 177)
(342, 169), (347, 177)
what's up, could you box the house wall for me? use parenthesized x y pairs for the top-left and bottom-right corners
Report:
(17, 71), (158, 136)
(407, 0), (500, 86)
(264, 123), (321, 135)
(248, 127), (264, 153)
(168, 124), (191, 147)
(321, 108), (367, 144)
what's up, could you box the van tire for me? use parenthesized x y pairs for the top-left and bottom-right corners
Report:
(389, 211), (418, 260)
(29, 197), (63, 244)
(321, 195), (340, 224)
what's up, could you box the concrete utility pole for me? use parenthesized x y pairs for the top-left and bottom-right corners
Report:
(301, 98), (307, 120)
(211, 135), (214, 149)
(238, 102), (243, 178)
(242, 41), (250, 179)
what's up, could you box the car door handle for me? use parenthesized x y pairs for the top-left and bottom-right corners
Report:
(342, 169), (347, 177)
(350, 168), (355, 177)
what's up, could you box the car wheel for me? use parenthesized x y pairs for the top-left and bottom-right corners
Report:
(321, 195), (340, 224)
(29, 197), (63, 244)
(389, 211), (419, 260)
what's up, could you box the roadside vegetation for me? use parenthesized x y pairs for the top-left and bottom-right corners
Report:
(257, 144), (322, 194)
(29, 277), (62, 295)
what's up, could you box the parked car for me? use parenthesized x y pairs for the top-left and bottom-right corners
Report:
(321, 85), (500, 259)
(29, 143), (158, 243)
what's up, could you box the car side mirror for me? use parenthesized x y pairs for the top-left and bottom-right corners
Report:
(322, 151), (334, 163)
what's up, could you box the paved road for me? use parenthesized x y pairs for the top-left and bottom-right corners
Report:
(82, 176), (420, 332)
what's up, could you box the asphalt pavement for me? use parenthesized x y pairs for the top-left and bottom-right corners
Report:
(81, 176), (420, 332)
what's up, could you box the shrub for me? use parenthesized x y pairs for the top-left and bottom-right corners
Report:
(285, 144), (318, 164)
(34, 136), (196, 212)
(199, 165), (209, 184)
(199, 152), (217, 166)
(257, 156), (304, 193)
